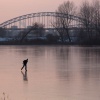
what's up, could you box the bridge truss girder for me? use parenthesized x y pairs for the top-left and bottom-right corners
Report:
(0, 12), (83, 29)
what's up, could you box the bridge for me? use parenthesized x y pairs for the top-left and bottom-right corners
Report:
(0, 12), (83, 29)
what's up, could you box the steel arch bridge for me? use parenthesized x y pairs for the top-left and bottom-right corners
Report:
(0, 12), (82, 29)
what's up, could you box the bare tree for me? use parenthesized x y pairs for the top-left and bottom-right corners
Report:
(79, 0), (100, 43)
(92, 0), (100, 37)
(79, 1), (95, 40)
(20, 22), (44, 42)
(31, 22), (45, 37)
(54, 1), (76, 43)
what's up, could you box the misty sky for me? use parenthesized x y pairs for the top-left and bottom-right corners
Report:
(0, 0), (92, 23)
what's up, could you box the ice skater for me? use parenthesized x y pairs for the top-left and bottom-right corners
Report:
(21, 59), (28, 71)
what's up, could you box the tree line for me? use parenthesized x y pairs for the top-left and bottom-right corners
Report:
(54, 0), (100, 45)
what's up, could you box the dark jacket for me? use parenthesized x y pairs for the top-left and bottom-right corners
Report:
(23, 59), (28, 65)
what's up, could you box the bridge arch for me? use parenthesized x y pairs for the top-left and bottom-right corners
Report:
(0, 12), (82, 29)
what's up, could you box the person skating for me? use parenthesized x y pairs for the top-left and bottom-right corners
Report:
(21, 59), (28, 71)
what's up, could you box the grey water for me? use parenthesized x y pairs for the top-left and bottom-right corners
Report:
(0, 45), (100, 100)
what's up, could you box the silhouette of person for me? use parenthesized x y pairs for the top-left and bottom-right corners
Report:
(21, 71), (28, 81)
(21, 59), (28, 71)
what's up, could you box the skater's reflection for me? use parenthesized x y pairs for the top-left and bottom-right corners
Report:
(21, 71), (28, 81)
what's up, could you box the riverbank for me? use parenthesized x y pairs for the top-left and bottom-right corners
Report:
(0, 38), (100, 46)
